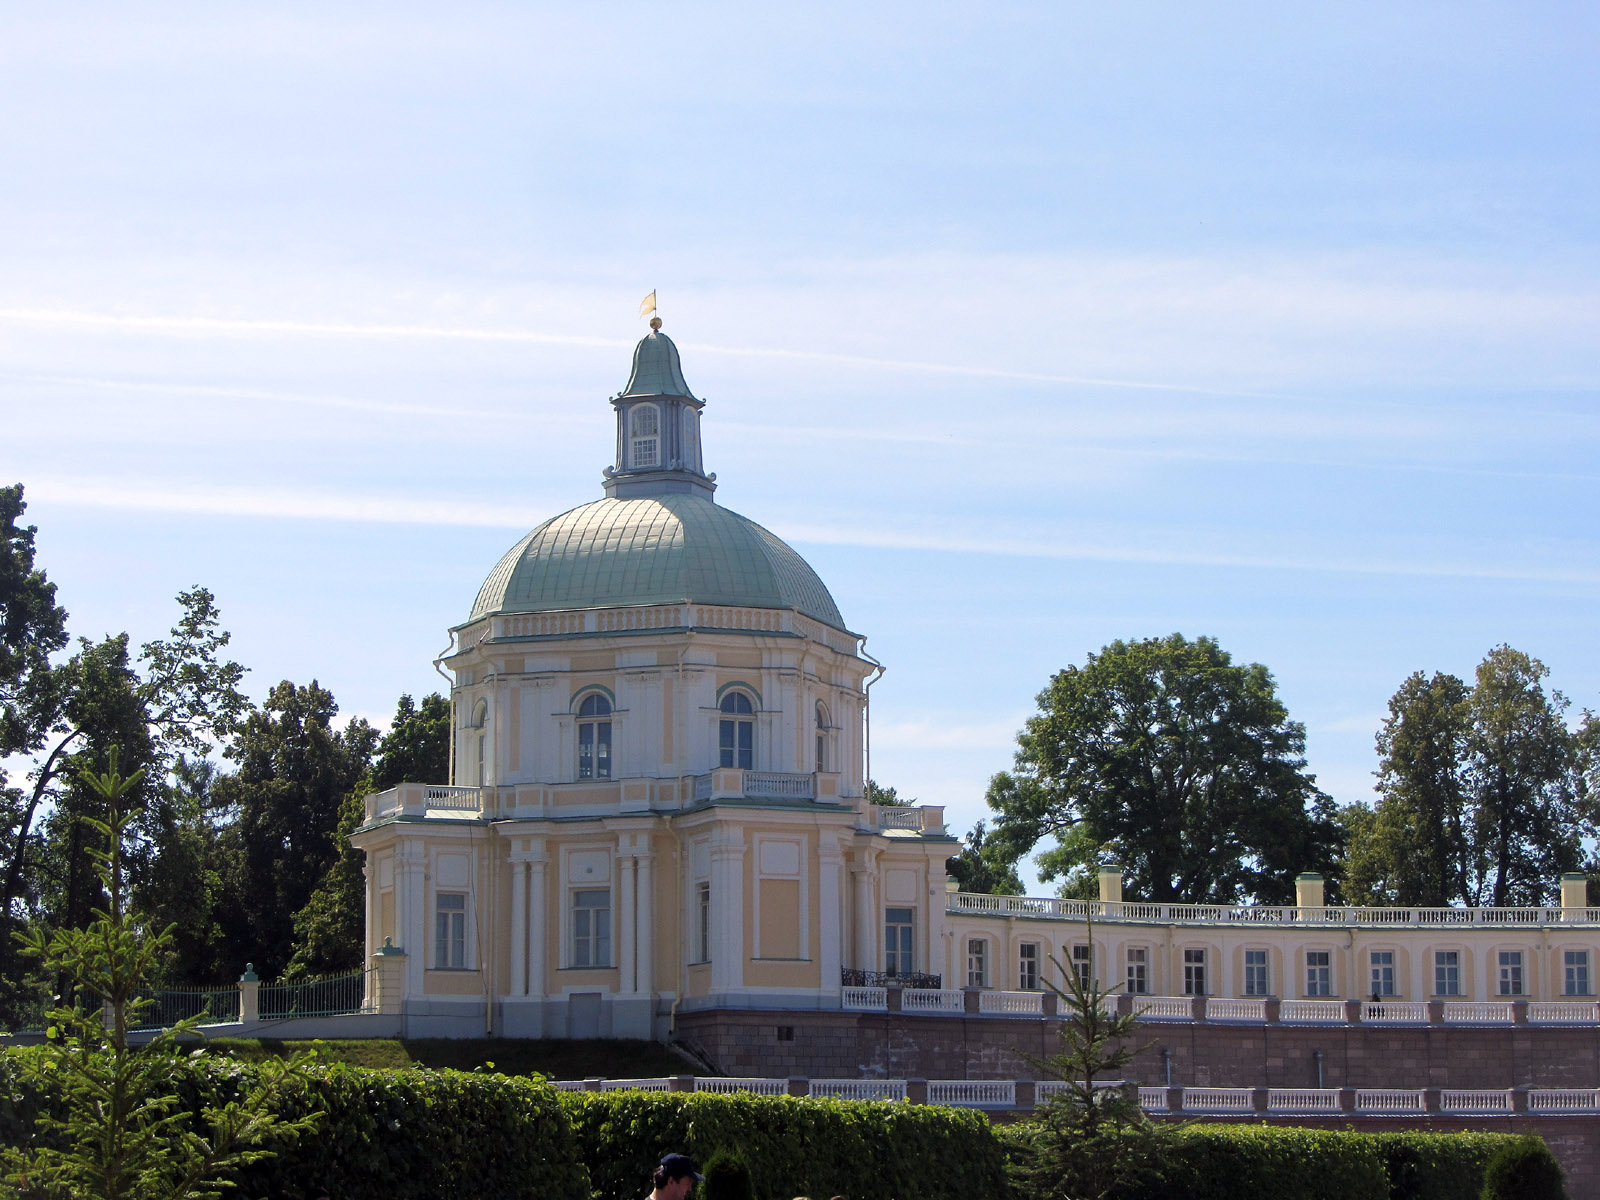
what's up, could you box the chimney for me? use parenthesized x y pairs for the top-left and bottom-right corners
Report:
(1561, 872), (1588, 910)
(1295, 872), (1325, 910)
(1098, 866), (1124, 904)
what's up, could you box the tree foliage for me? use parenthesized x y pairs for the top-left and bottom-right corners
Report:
(371, 692), (450, 791)
(945, 820), (1024, 895)
(987, 634), (1340, 905)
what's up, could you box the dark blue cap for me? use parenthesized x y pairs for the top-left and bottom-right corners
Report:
(660, 1153), (703, 1182)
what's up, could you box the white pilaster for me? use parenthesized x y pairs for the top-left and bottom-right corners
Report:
(635, 851), (654, 996)
(818, 835), (843, 994)
(619, 853), (638, 993)
(853, 850), (878, 972)
(711, 836), (744, 993)
(398, 844), (427, 996)
(527, 845), (548, 998)
(509, 852), (528, 997)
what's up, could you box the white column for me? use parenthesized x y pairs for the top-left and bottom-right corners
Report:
(711, 839), (744, 994)
(853, 854), (877, 972)
(398, 845), (427, 996)
(818, 837), (843, 994)
(363, 861), (376, 962)
(635, 852), (654, 997)
(509, 854), (528, 997)
(527, 850), (548, 998)
(619, 854), (638, 993)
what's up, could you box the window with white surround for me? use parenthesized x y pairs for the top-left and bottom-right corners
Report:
(1498, 950), (1525, 996)
(1126, 946), (1148, 994)
(696, 881), (711, 963)
(1434, 950), (1461, 996)
(815, 701), (829, 773)
(1565, 950), (1591, 996)
(1371, 950), (1397, 997)
(1306, 950), (1332, 997)
(1183, 947), (1206, 995)
(1018, 942), (1040, 990)
(434, 892), (466, 969)
(966, 938), (989, 988)
(576, 693), (612, 780)
(1071, 943), (1092, 989)
(884, 907), (914, 975)
(571, 889), (611, 967)
(719, 691), (755, 769)
(628, 402), (660, 468)
(1244, 949), (1270, 997)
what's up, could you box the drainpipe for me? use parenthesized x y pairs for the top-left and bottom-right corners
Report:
(859, 639), (885, 798)
(433, 633), (457, 784)
(1313, 1049), (1323, 1089)
(1162, 1047), (1172, 1087)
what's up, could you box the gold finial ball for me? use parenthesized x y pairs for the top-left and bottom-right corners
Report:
(649, 316), (662, 331)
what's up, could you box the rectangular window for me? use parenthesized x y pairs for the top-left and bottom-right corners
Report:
(1565, 950), (1591, 996)
(1370, 950), (1397, 998)
(884, 907), (915, 976)
(572, 889), (611, 968)
(1244, 949), (1270, 997)
(1305, 950), (1332, 997)
(1183, 947), (1206, 996)
(1498, 950), (1525, 996)
(578, 720), (612, 779)
(434, 892), (466, 969)
(1071, 943), (1092, 989)
(1126, 947), (1148, 994)
(718, 720), (754, 769)
(696, 882), (711, 963)
(966, 938), (988, 988)
(1018, 943), (1040, 990)
(1434, 950), (1461, 996)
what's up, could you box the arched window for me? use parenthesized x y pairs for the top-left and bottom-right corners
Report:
(471, 699), (488, 786)
(718, 691), (755, 770)
(815, 701), (829, 773)
(577, 692), (612, 780)
(629, 403), (660, 469)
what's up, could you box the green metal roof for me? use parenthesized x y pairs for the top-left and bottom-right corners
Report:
(620, 330), (697, 399)
(468, 494), (847, 631)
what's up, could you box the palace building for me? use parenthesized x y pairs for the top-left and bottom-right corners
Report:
(352, 324), (1600, 1051)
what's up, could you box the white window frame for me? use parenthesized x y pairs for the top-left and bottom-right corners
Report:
(434, 892), (467, 969)
(571, 888), (612, 968)
(1018, 942), (1040, 991)
(1497, 950), (1525, 997)
(695, 880), (711, 964)
(1370, 949), (1397, 998)
(576, 692), (613, 780)
(1126, 946), (1148, 994)
(966, 937), (989, 988)
(1071, 943), (1092, 990)
(1182, 947), (1207, 996)
(628, 402), (660, 469)
(815, 701), (829, 773)
(884, 907), (915, 975)
(1565, 950), (1591, 996)
(1305, 950), (1333, 997)
(1434, 950), (1462, 997)
(718, 690), (756, 769)
(1243, 949), (1270, 997)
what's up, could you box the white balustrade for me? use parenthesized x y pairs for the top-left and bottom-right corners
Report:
(694, 1077), (787, 1095)
(902, 988), (964, 1013)
(1137, 1086), (1171, 1112)
(876, 808), (924, 829)
(744, 771), (814, 799)
(1136, 996), (1192, 1020)
(1440, 1089), (1513, 1114)
(811, 1078), (907, 1101)
(1529, 1089), (1600, 1113)
(1443, 1002), (1515, 1024)
(927, 1080), (1016, 1107)
(1528, 1002), (1597, 1025)
(978, 989), (1045, 1016)
(599, 1078), (672, 1091)
(1268, 1088), (1340, 1113)
(1356, 1089), (1426, 1114)
(1207, 998), (1267, 1023)
(1361, 1001), (1428, 1023)
(1184, 1087), (1254, 1113)
(422, 785), (482, 811)
(551, 1080), (586, 1091)
(1280, 999), (1346, 1024)
(841, 986), (887, 1012)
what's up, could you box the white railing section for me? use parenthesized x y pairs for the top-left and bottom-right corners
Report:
(1529, 1002), (1597, 1024)
(1362, 1001), (1428, 1023)
(1138, 1086), (1171, 1112)
(1268, 1089), (1340, 1113)
(551, 1080), (586, 1091)
(1529, 1090), (1600, 1113)
(1207, 998), (1267, 1023)
(1357, 1089), (1427, 1114)
(902, 988), (964, 1014)
(1138, 996), (1193, 1020)
(694, 1076), (787, 1095)
(1441, 1089), (1514, 1114)
(744, 771), (815, 799)
(945, 891), (1600, 927)
(1280, 999), (1346, 1024)
(599, 1078), (672, 1092)
(927, 1080), (1016, 1107)
(1184, 1088), (1254, 1113)
(811, 1078), (907, 1101)
(876, 808), (924, 829)
(841, 986), (887, 1011)
(422, 785), (482, 810)
(1443, 1002), (1515, 1024)
(978, 990), (1045, 1016)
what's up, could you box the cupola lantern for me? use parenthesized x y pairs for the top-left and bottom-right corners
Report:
(603, 319), (716, 500)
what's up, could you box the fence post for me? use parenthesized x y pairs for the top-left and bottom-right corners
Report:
(1015, 1079), (1036, 1112)
(238, 965), (260, 1026)
(788, 1076), (809, 1098)
(373, 938), (407, 1016)
(669, 1075), (695, 1093)
(906, 1078), (928, 1105)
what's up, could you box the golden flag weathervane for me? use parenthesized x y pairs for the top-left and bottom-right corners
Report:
(639, 290), (656, 319)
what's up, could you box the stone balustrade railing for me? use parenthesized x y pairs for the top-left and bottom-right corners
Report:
(547, 1074), (1600, 1117)
(946, 891), (1600, 927)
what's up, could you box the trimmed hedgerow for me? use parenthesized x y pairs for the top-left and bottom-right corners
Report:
(1481, 1135), (1568, 1200)
(1366, 1130), (1522, 1200)
(560, 1090), (1009, 1200)
(0, 1048), (590, 1200)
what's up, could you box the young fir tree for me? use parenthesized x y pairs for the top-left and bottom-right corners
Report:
(3, 750), (322, 1200)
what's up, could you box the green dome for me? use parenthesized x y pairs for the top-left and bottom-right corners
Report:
(469, 494), (847, 631)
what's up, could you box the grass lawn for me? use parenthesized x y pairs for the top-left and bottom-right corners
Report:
(201, 1036), (692, 1080)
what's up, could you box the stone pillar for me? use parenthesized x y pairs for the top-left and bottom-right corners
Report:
(1513, 999), (1529, 1026)
(397, 845), (427, 997)
(906, 1078), (928, 1105)
(1251, 1086), (1269, 1115)
(1042, 991), (1058, 1018)
(1190, 995), (1207, 1022)
(711, 840), (744, 995)
(668, 1075), (695, 1092)
(1098, 867), (1123, 904)
(238, 965), (260, 1025)
(787, 1076), (809, 1098)
(636, 852), (654, 997)
(1015, 1080), (1036, 1112)
(509, 856), (528, 998)
(619, 854), (638, 993)
(373, 941), (407, 1016)
(963, 986), (981, 1015)
(1561, 872), (1587, 916)
(818, 837), (843, 995)
(1263, 997), (1282, 1025)
(852, 854), (877, 972)
(527, 848), (548, 998)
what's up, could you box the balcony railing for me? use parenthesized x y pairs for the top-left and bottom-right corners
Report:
(945, 891), (1600, 927)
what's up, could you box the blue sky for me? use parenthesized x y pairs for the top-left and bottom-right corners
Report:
(2, 4), (1596, 889)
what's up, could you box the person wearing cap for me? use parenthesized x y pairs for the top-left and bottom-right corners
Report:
(649, 1152), (703, 1200)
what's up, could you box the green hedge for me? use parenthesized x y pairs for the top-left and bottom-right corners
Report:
(1367, 1130), (1521, 1200)
(0, 1048), (590, 1200)
(560, 1090), (1009, 1200)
